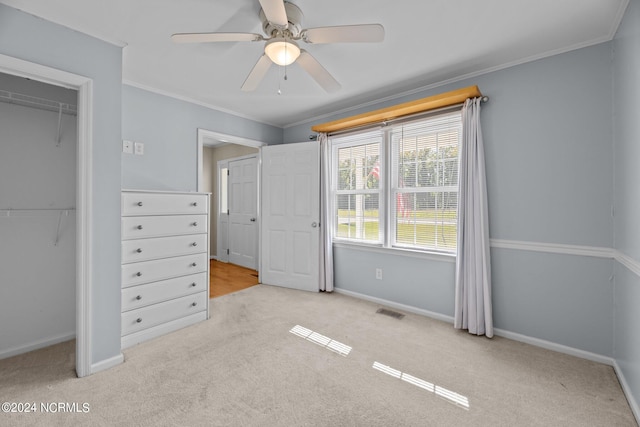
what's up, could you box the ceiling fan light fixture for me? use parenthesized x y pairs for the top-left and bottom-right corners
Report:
(264, 37), (300, 66)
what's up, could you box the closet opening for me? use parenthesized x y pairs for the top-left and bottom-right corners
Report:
(0, 72), (78, 372)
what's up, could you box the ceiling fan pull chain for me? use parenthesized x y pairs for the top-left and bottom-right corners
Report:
(284, 41), (289, 81)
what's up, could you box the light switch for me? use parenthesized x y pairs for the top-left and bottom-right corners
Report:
(122, 140), (133, 154)
(134, 142), (144, 155)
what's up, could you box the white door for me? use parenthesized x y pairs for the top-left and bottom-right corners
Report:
(228, 157), (258, 269)
(261, 142), (320, 292)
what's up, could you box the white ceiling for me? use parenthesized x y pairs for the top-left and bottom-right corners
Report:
(1, 0), (628, 128)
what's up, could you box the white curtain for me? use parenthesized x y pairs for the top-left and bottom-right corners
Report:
(454, 97), (493, 337)
(318, 133), (334, 292)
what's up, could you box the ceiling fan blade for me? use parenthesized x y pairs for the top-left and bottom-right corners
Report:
(241, 54), (273, 92)
(302, 24), (385, 44)
(258, 0), (288, 29)
(296, 50), (341, 93)
(171, 32), (263, 43)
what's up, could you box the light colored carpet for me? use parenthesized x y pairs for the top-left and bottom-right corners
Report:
(0, 284), (636, 426)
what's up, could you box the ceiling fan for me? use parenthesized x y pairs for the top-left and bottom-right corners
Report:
(171, 0), (385, 93)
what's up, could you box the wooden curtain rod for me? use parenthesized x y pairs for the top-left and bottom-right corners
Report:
(311, 85), (483, 134)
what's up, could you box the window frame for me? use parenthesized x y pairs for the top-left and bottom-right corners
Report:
(330, 109), (462, 256)
(331, 130), (385, 245)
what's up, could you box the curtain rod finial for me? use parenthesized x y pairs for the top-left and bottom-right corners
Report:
(481, 96), (489, 103)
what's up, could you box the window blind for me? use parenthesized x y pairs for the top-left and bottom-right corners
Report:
(391, 112), (461, 252)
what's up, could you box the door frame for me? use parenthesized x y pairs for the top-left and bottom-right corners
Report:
(196, 129), (265, 269)
(196, 129), (265, 191)
(0, 54), (94, 377)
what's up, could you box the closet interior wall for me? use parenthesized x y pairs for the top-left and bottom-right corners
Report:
(0, 72), (78, 359)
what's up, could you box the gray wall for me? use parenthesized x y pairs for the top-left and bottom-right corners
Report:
(121, 85), (281, 191)
(613, 0), (640, 412)
(286, 42), (616, 357)
(0, 4), (123, 365)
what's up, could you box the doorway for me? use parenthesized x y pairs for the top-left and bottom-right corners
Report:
(0, 54), (93, 377)
(197, 129), (264, 292)
(0, 71), (77, 361)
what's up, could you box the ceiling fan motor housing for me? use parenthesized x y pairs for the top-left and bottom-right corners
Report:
(260, 1), (303, 38)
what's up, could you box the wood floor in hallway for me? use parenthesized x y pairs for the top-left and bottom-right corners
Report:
(209, 259), (259, 298)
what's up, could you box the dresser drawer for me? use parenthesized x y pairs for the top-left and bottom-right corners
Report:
(122, 272), (207, 311)
(122, 192), (208, 216)
(122, 214), (207, 240)
(121, 291), (207, 336)
(122, 234), (207, 264)
(122, 253), (208, 288)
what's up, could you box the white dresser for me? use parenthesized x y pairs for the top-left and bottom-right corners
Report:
(121, 190), (210, 349)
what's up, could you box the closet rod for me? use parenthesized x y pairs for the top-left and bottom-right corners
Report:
(0, 89), (77, 116)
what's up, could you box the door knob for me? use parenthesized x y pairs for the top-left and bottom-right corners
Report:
(250, 218), (256, 222)
(311, 222), (318, 228)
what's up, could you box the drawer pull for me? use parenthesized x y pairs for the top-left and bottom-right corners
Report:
(190, 282), (197, 287)
(137, 202), (143, 207)
(191, 222), (198, 227)
(136, 225), (143, 230)
(135, 295), (142, 300)
(136, 248), (143, 253)
(191, 262), (197, 267)
(192, 202), (198, 207)
(192, 242), (198, 247)
(136, 318), (142, 323)
(191, 302), (197, 307)
(136, 272), (142, 277)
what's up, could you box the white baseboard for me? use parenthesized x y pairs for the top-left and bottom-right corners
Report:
(333, 288), (455, 324)
(334, 288), (640, 422)
(90, 353), (124, 375)
(0, 332), (75, 360)
(614, 361), (640, 425)
(334, 287), (614, 365)
(492, 328), (614, 366)
(613, 360), (640, 425)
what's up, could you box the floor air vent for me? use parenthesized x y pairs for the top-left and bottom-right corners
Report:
(376, 308), (405, 319)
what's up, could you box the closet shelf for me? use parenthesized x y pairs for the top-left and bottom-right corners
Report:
(1, 209), (76, 246)
(0, 90), (77, 116)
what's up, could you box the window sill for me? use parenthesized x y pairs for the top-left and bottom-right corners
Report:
(332, 241), (456, 263)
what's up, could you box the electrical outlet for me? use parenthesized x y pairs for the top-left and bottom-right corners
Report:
(122, 140), (133, 154)
(375, 268), (383, 280)
(134, 141), (144, 155)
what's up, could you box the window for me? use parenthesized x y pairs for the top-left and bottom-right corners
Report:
(331, 111), (461, 253)
(220, 166), (228, 214)
(333, 130), (382, 244)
